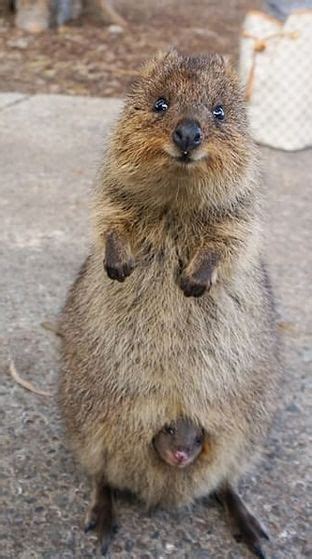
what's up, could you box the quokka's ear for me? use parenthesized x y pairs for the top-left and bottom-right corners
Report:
(126, 49), (176, 96)
(139, 47), (181, 76)
(222, 53), (235, 69)
(154, 47), (180, 62)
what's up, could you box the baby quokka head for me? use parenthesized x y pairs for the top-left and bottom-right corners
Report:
(153, 418), (205, 468)
(112, 49), (253, 199)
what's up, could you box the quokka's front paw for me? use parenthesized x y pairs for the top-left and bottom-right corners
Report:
(180, 271), (213, 298)
(179, 252), (218, 298)
(104, 255), (135, 283)
(104, 230), (135, 282)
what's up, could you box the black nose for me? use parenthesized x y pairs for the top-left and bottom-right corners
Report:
(172, 119), (202, 153)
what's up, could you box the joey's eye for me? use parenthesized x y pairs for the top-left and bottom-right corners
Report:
(153, 98), (169, 112)
(212, 105), (225, 121)
(195, 437), (203, 446)
(164, 425), (175, 436)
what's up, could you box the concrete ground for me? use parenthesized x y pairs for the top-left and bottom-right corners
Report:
(0, 93), (311, 559)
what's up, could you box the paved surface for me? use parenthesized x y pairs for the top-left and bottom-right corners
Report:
(0, 93), (311, 559)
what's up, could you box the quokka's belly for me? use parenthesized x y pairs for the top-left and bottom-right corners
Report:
(71, 252), (269, 504)
(86, 248), (259, 403)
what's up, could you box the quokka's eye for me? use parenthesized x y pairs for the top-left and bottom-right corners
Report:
(212, 105), (225, 121)
(165, 425), (175, 435)
(153, 98), (169, 112)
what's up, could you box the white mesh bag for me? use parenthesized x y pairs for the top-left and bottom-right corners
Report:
(240, 10), (312, 151)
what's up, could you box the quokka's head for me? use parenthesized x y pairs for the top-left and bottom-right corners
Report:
(110, 50), (254, 203)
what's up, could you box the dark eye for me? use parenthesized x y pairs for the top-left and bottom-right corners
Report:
(153, 98), (169, 112)
(164, 425), (175, 435)
(195, 437), (203, 446)
(212, 105), (225, 121)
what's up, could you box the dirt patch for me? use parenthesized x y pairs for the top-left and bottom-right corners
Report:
(0, 0), (261, 97)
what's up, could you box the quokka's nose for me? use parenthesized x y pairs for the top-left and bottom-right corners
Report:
(172, 119), (202, 153)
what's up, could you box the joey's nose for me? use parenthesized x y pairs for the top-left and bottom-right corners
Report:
(173, 450), (188, 463)
(172, 119), (202, 153)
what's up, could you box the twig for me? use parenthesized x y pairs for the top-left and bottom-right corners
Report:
(99, 0), (128, 27)
(110, 68), (140, 77)
(8, 358), (52, 397)
(97, 65), (140, 77)
(41, 320), (63, 337)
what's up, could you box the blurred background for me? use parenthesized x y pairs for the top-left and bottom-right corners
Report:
(0, 0), (263, 97)
(1, 1), (311, 150)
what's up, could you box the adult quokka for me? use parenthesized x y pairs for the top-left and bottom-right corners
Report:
(59, 50), (279, 558)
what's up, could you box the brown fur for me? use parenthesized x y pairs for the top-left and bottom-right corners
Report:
(59, 51), (279, 516)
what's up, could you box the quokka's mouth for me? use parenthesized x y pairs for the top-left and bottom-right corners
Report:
(163, 145), (207, 166)
(172, 151), (207, 166)
(177, 152), (193, 164)
(172, 153), (198, 166)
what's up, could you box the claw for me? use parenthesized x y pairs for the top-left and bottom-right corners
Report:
(112, 522), (119, 534)
(259, 526), (270, 541)
(85, 478), (116, 556)
(263, 533), (270, 542)
(100, 542), (110, 556)
(84, 520), (97, 533)
(233, 533), (243, 543)
(252, 543), (266, 559)
(100, 529), (114, 556)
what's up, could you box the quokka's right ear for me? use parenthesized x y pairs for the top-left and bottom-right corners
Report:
(140, 47), (181, 76)
(126, 48), (182, 96)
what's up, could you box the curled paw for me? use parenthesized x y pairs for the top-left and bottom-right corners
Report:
(180, 272), (212, 298)
(104, 256), (135, 283)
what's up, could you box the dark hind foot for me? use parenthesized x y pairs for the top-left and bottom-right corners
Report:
(84, 477), (116, 555)
(217, 484), (269, 559)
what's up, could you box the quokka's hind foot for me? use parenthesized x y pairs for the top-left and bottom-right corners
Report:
(216, 484), (270, 559)
(84, 477), (117, 556)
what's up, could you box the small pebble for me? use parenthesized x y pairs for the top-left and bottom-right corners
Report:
(108, 24), (124, 34)
(8, 37), (29, 49)
(286, 402), (300, 413)
(302, 348), (312, 363)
